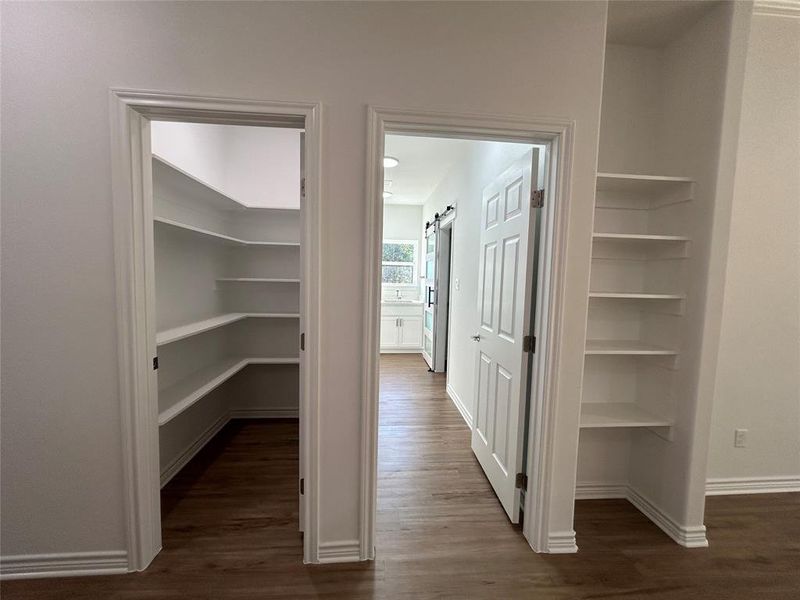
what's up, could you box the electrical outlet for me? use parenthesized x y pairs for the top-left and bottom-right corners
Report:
(454, 278), (460, 291)
(734, 428), (748, 448)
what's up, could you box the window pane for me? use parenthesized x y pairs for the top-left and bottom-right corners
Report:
(383, 242), (415, 263)
(382, 264), (414, 284)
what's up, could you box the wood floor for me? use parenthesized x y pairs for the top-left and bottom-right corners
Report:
(3, 353), (799, 598)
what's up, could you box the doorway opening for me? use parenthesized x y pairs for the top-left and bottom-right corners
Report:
(150, 119), (305, 557)
(110, 91), (321, 570)
(372, 123), (558, 557)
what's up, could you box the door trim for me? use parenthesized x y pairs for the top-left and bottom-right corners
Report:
(109, 89), (323, 569)
(362, 106), (575, 558)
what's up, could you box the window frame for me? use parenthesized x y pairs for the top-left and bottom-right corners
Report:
(381, 238), (419, 287)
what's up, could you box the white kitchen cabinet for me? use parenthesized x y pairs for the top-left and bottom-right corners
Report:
(380, 302), (424, 352)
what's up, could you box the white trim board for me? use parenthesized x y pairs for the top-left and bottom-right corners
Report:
(362, 107), (575, 559)
(0, 551), (129, 581)
(546, 531), (578, 554)
(446, 383), (473, 429)
(110, 89), (322, 569)
(317, 540), (361, 564)
(578, 478), (800, 499)
(705, 476), (800, 495)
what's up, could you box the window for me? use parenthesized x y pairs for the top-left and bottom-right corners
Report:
(382, 239), (418, 286)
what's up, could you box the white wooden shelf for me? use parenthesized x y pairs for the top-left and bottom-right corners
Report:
(596, 172), (694, 193)
(580, 402), (673, 429)
(585, 340), (678, 355)
(593, 233), (690, 243)
(216, 278), (301, 283)
(155, 217), (300, 248)
(589, 292), (684, 300)
(158, 356), (300, 426)
(157, 312), (300, 346)
(153, 154), (247, 211)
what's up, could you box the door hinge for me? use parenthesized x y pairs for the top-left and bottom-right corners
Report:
(515, 472), (528, 490)
(523, 335), (536, 353)
(300, 478), (305, 495)
(153, 356), (159, 370)
(531, 189), (545, 208)
(301, 178), (306, 199)
(300, 332), (305, 351)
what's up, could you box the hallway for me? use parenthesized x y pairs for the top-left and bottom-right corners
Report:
(3, 354), (798, 598)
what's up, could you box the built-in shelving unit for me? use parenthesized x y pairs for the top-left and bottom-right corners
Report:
(216, 277), (301, 283)
(585, 340), (678, 355)
(582, 171), (693, 431)
(580, 402), (673, 429)
(152, 139), (302, 494)
(156, 312), (301, 346)
(592, 233), (689, 242)
(155, 217), (300, 247)
(588, 292), (684, 300)
(576, 5), (733, 549)
(158, 356), (300, 426)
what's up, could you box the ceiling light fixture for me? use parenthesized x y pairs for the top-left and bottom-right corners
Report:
(383, 156), (400, 168)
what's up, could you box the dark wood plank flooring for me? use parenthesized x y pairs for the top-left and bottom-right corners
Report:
(3, 353), (798, 598)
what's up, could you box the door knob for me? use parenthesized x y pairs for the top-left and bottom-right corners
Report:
(471, 335), (481, 341)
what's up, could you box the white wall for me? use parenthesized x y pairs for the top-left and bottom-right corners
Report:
(151, 121), (301, 209)
(707, 10), (800, 484)
(0, 1), (608, 562)
(597, 44), (663, 175)
(421, 141), (534, 423)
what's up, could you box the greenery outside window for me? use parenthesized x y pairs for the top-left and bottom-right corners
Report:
(382, 239), (418, 286)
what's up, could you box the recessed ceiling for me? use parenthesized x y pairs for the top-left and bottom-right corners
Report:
(383, 135), (475, 205)
(606, 0), (720, 48)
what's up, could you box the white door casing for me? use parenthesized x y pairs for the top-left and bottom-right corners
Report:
(471, 149), (540, 522)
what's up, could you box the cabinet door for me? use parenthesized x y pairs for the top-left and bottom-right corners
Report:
(398, 316), (423, 348)
(380, 316), (399, 348)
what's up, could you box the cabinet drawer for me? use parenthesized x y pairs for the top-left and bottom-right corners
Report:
(381, 303), (424, 317)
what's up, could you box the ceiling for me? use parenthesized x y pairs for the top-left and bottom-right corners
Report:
(383, 135), (475, 205)
(606, 0), (720, 48)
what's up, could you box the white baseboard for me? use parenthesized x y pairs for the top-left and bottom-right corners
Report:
(574, 482), (628, 500)
(0, 551), (128, 580)
(626, 487), (708, 548)
(160, 412), (230, 488)
(575, 483), (708, 548)
(446, 383), (473, 428)
(230, 408), (299, 419)
(317, 540), (361, 563)
(380, 348), (423, 354)
(547, 530), (578, 554)
(706, 476), (800, 495)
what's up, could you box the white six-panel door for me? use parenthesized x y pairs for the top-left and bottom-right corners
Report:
(470, 149), (540, 522)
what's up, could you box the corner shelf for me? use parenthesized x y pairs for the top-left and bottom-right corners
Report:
(158, 356), (300, 426)
(153, 154), (248, 211)
(585, 340), (678, 355)
(155, 217), (300, 248)
(596, 172), (694, 192)
(589, 292), (684, 300)
(157, 312), (300, 346)
(580, 402), (673, 429)
(216, 278), (301, 283)
(592, 233), (690, 243)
